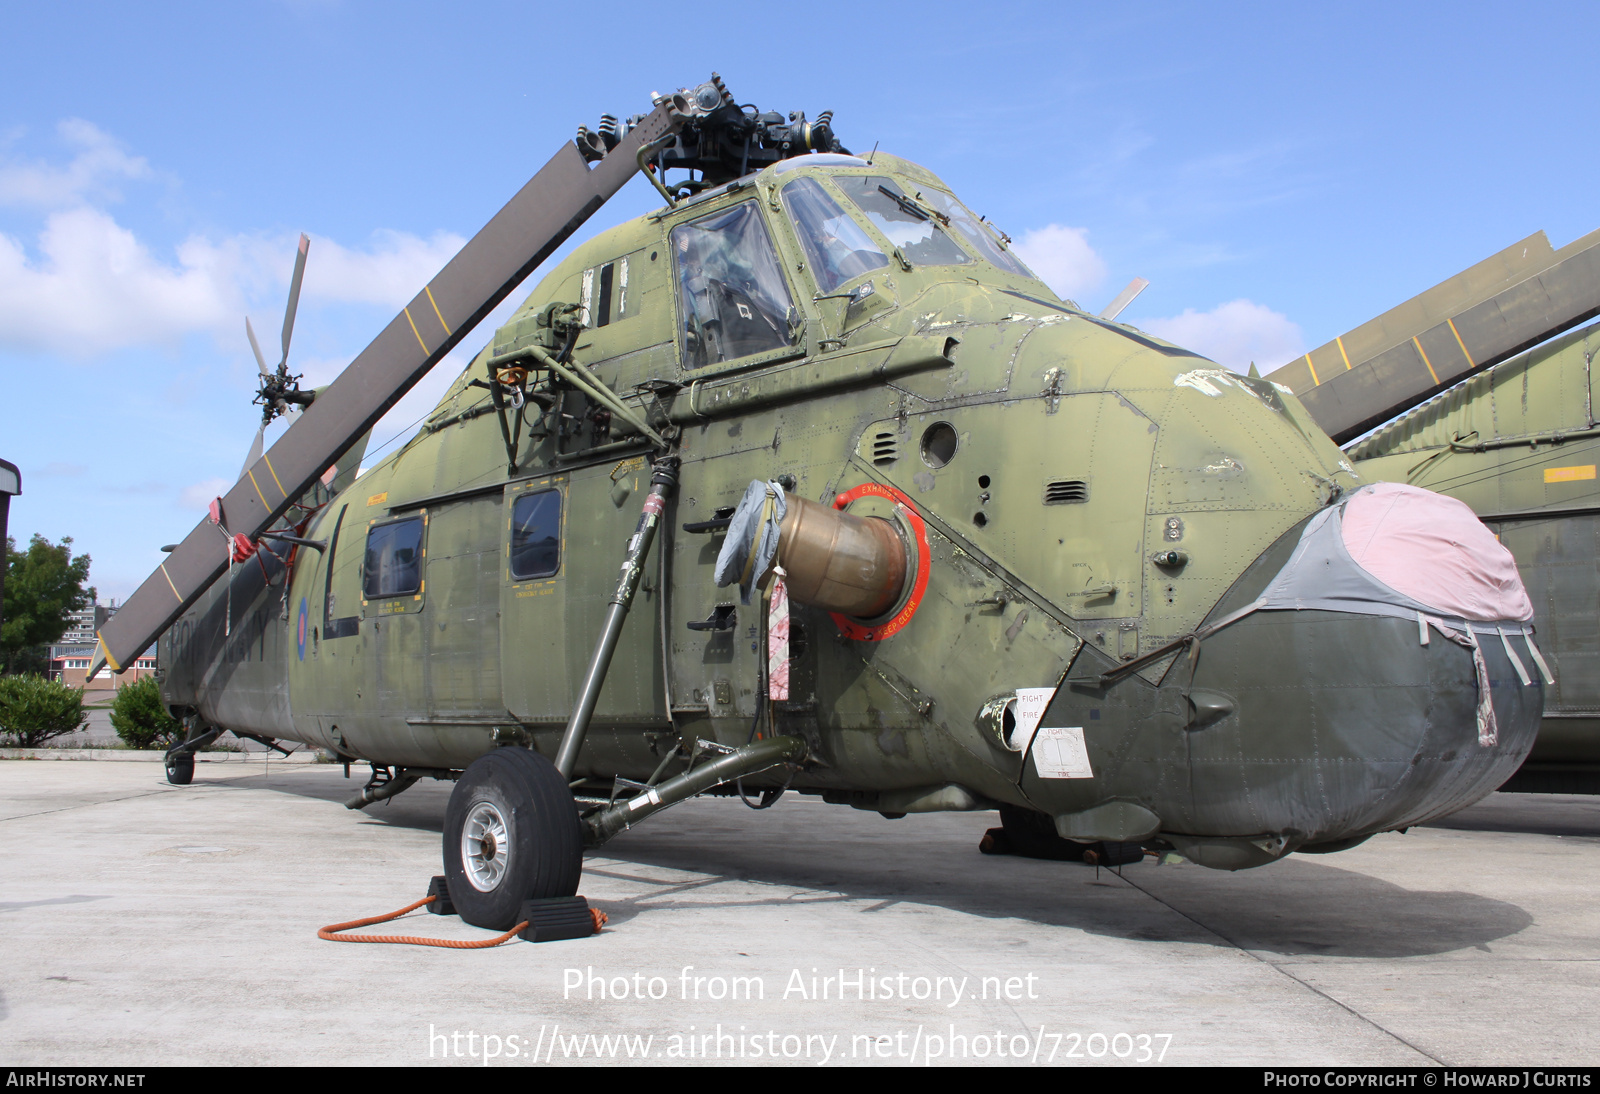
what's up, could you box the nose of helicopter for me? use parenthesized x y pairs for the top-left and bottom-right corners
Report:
(1019, 483), (1544, 869)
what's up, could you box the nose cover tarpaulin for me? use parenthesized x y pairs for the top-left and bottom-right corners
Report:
(1250, 483), (1548, 746)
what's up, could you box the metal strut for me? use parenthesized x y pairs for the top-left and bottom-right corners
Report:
(554, 457), (681, 779)
(164, 726), (221, 763)
(584, 734), (807, 846)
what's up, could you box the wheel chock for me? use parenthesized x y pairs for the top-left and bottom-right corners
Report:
(518, 896), (607, 942)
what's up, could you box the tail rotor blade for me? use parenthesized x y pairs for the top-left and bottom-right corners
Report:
(246, 317), (270, 376)
(280, 233), (310, 369)
(241, 423), (265, 478)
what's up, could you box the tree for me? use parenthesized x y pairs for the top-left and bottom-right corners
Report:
(110, 676), (182, 750)
(2, 535), (93, 675)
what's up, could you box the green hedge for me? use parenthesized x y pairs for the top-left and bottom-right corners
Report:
(0, 675), (88, 747)
(110, 676), (182, 750)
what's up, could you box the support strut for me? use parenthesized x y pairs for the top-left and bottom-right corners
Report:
(554, 457), (680, 779)
(165, 726), (221, 762)
(584, 734), (807, 846)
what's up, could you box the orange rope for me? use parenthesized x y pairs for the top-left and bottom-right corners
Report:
(317, 894), (608, 948)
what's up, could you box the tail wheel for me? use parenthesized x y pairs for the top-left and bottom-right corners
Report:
(443, 747), (582, 931)
(165, 752), (194, 786)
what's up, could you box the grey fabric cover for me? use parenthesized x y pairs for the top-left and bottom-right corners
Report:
(713, 480), (788, 605)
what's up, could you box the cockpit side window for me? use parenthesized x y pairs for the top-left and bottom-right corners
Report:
(671, 201), (797, 370)
(916, 189), (1035, 278)
(834, 175), (972, 268)
(780, 177), (887, 294)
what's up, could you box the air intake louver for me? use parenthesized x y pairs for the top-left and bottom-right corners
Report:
(1044, 480), (1089, 504)
(871, 432), (901, 465)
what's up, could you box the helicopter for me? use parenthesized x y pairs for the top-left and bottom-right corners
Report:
(1262, 228), (1600, 794)
(89, 75), (1544, 931)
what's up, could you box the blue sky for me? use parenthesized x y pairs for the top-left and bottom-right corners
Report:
(4, 1), (1598, 601)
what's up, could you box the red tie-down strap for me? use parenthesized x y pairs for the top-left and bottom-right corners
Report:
(230, 533), (259, 563)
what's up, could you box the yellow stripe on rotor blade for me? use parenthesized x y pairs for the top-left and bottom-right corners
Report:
(1303, 353), (1320, 386)
(1335, 336), (1352, 370)
(97, 635), (122, 673)
(404, 307), (431, 355)
(1447, 317), (1475, 368)
(160, 563), (182, 602)
(262, 453), (286, 499)
(1412, 336), (1440, 385)
(424, 286), (452, 336)
(247, 469), (270, 509)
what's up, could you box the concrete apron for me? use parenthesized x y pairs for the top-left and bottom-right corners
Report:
(1, 761), (1597, 1067)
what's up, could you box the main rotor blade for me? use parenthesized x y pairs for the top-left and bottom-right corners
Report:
(280, 233), (309, 369)
(245, 317), (270, 376)
(1266, 227), (1600, 444)
(240, 424), (264, 478)
(91, 99), (684, 676)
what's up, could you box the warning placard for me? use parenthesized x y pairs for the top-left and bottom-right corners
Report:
(1009, 687), (1056, 752)
(1033, 726), (1094, 779)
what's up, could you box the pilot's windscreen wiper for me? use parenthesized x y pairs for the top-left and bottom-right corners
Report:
(878, 185), (930, 221)
(879, 185), (951, 227)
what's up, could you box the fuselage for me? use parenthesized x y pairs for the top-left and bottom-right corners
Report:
(160, 150), (1541, 866)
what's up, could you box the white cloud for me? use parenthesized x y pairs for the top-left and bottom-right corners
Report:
(305, 230), (466, 310)
(0, 207), (244, 355)
(0, 211), (468, 358)
(0, 119), (151, 209)
(0, 118), (472, 358)
(1012, 224), (1108, 302)
(1141, 299), (1305, 372)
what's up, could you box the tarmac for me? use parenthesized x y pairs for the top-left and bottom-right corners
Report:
(1, 755), (1598, 1067)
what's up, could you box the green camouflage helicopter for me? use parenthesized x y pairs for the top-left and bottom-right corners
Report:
(1264, 230), (1600, 795)
(92, 76), (1543, 931)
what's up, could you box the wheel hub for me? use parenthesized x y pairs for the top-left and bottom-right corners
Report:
(462, 801), (510, 892)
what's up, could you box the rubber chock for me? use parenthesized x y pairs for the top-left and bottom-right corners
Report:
(427, 876), (455, 916)
(1082, 841), (1145, 867)
(518, 896), (598, 943)
(978, 828), (1011, 855)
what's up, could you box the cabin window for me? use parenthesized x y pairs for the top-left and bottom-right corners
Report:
(834, 175), (972, 268)
(363, 517), (423, 598)
(915, 188), (1034, 278)
(780, 177), (887, 293)
(510, 489), (562, 579)
(671, 200), (796, 369)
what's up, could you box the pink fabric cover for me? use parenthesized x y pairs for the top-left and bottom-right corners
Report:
(1340, 482), (1531, 622)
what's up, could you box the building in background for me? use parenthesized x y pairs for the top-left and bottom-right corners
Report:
(48, 599), (156, 690)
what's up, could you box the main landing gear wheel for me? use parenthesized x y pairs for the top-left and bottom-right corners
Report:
(165, 751), (194, 786)
(443, 747), (583, 931)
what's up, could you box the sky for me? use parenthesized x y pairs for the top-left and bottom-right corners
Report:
(3, 1), (1599, 602)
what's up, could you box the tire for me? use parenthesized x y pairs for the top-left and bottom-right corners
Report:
(443, 747), (583, 931)
(165, 752), (194, 786)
